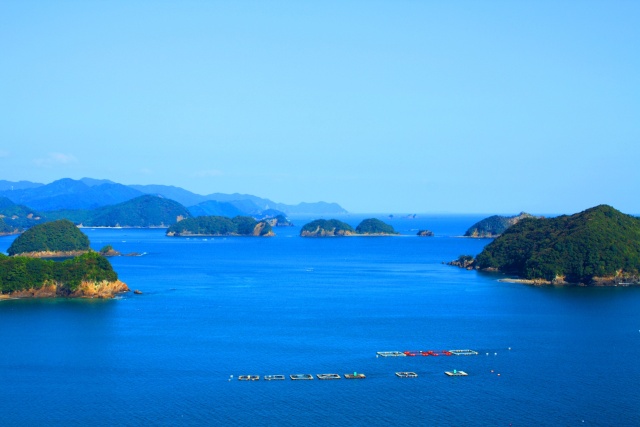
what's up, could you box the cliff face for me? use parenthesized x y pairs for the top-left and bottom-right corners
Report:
(0, 280), (129, 299)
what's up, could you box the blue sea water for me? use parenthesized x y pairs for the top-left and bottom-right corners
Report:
(1, 215), (639, 426)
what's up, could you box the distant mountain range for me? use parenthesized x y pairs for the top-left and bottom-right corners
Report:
(0, 178), (347, 215)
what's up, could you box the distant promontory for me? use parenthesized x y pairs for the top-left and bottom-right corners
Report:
(166, 215), (274, 237)
(452, 205), (640, 286)
(464, 212), (537, 238)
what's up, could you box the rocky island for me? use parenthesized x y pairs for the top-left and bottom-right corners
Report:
(464, 212), (537, 238)
(166, 215), (274, 237)
(300, 219), (354, 237)
(451, 205), (640, 286)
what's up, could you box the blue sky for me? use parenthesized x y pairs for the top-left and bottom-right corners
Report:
(2, 1), (639, 214)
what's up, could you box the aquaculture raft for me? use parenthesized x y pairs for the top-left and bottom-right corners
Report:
(290, 374), (314, 380)
(317, 373), (341, 380)
(238, 375), (260, 381)
(445, 371), (468, 376)
(449, 349), (478, 356)
(395, 372), (418, 378)
(377, 351), (406, 357)
(264, 375), (285, 381)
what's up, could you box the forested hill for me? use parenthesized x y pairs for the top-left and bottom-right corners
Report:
(7, 219), (90, 256)
(46, 195), (190, 227)
(475, 205), (640, 284)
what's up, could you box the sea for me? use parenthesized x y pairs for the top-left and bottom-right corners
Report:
(1, 214), (639, 426)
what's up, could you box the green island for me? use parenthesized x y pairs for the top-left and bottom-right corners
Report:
(0, 251), (129, 299)
(300, 219), (355, 237)
(464, 212), (536, 238)
(458, 205), (640, 285)
(7, 219), (90, 257)
(166, 215), (274, 237)
(355, 218), (398, 235)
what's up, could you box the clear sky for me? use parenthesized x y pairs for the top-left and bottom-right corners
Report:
(2, 1), (639, 214)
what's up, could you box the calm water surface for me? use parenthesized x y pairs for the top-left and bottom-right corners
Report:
(1, 215), (639, 426)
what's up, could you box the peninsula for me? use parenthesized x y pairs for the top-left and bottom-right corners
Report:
(0, 252), (129, 299)
(166, 215), (274, 237)
(454, 205), (640, 286)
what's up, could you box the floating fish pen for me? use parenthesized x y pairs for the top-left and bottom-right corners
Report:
(316, 373), (341, 380)
(264, 375), (285, 381)
(449, 349), (478, 356)
(290, 374), (314, 380)
(238, 375), (260, 381)
(344, 373), (366, 379)
(377, 351), (406, 357)
(396, 372), (418, 378)
(445, 370), (468, 376)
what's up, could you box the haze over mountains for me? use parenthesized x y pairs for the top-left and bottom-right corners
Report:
(0, 178), (347, 215)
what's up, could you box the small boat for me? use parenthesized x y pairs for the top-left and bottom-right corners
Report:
(133, 290), (143, 295)
(238, 375), (260, 381)
(316, 373), (341, 380)
(344, 373), (366, 379)
(445, 370), (468, 376)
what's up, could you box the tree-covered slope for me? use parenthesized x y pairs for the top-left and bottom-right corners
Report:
(0, 252), (119, 295)
(166, 215), (273, 236)
(355, 218), (398, 235)
(7, 219), (90, 256)
(475, 205), (640, 283)
(0, 197), (44, 230)
(300, 219), (354, 237)
(465, 212), (536, 237)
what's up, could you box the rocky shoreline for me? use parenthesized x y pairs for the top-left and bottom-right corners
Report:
(0, 279), (130, 300)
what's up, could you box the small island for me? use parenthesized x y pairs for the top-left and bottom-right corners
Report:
(464, 212), (536, 238)
(166, 215), (274, 237)
(7, 219), (90, 257)
(417, 230), (434, 237)
(355, 218), (398, 235)
(450, 205), (640, 286)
